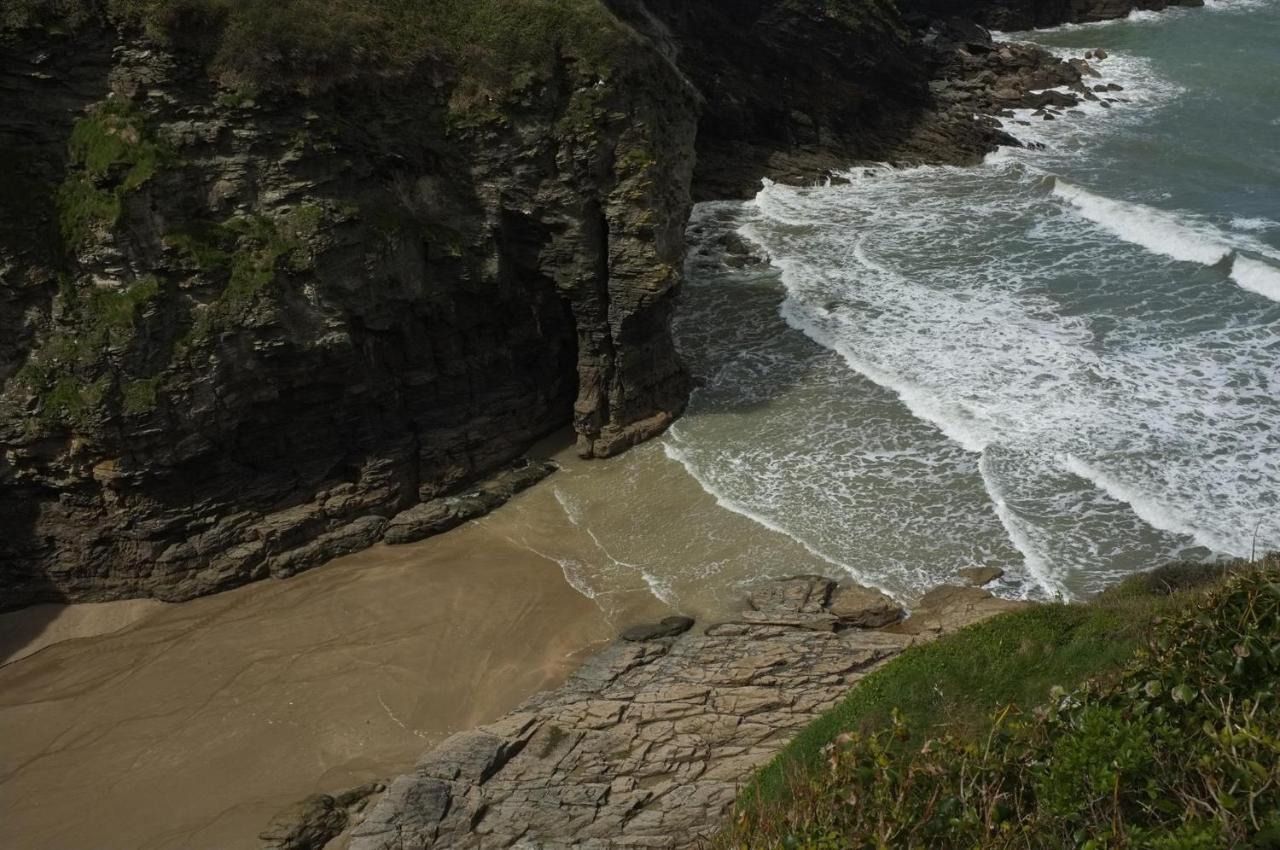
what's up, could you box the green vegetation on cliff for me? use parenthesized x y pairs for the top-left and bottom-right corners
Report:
(718, 558), (1280, 849)
(3, 0), (633, 95)
(57, 99), (169, 249)
(13, 275), (162, 427)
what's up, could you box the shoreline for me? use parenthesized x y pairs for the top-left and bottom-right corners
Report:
(0, 503), (619, 850)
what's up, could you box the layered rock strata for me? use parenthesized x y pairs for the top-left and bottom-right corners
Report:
(342, 576), (1024, 850)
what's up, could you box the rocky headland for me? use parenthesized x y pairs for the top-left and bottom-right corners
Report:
(262, 573), (1023, 850)
(0, 0), (1195, 610)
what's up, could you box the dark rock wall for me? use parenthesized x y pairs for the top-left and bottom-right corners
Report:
(610, 0), (936, 199)
(0, 20), (696, 607)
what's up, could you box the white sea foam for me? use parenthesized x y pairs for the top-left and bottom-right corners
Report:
(1052, 180), (1234, 265)
(1231, 216), (1279, 232)
(1052, 180), (1280, 302)
(1061, 454), (1243, 556)
(728, 127), (1280, 591)
(661, 439), (898, 597)
(772, 279), (994, 455)
(978, 454), (1069, 599)
(1230, 256), (1280, 303)
(662, 5), (1280, 601)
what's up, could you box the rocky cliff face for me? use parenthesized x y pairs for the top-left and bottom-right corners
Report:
(0, 9), (696, 607)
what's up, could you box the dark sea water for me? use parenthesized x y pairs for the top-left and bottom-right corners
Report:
(665, 0), (1280, 601)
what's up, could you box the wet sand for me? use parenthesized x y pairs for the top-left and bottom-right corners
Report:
(0, 598), (168, 665)
(0, 503), (617, 850)
(0, 434), (849, 850)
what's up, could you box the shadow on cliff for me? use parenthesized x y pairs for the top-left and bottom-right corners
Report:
(0, 491), (68, 661)
(0, 603), (65, 666)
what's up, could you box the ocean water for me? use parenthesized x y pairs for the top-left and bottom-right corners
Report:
(660, 0), (1280, 602)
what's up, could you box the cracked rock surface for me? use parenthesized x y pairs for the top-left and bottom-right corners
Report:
(347, 576), (1024, 849)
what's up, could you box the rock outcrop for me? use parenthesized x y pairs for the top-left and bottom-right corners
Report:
(261, 782), (385, 850)
(344, 576), (1025, 849)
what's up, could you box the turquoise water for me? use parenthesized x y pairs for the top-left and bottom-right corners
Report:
(666, 0), (1280, 601)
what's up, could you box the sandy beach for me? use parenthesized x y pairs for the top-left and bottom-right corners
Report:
(0, 433), (855, 850)
(0, 498), (615, 850)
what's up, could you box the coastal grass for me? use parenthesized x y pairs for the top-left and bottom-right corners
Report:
(2, 0), (632, 95)
(719, 558), (1277, 849)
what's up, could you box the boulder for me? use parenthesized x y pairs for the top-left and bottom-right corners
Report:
(620, 615), (696, 642)
(956, 566), (1005, 587)
(892, 584), (1027, 636)
(828, 583), (905, 629)
(747, 575), (835, 615)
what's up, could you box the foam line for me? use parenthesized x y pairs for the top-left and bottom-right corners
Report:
(1052, 180), (1234, 265)
(660, 438), (899, 598)
(741, 224), (997, 453)
(1053, 180), (1280, 303)
(778, 295), (993, 454)
(1061, 454), (1243, 556)
(978, 454), (1070, 600)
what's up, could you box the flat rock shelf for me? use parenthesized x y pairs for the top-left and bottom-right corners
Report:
(342, 576), (1023, 849)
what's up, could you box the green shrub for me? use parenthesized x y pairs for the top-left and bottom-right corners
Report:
(716, 559), (1280, 849)
(13, 275), (164, 426)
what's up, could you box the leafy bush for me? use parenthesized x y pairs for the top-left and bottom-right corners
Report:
(718, 558), (1280, 849)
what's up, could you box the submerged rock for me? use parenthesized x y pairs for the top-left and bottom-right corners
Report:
(747, 574), (835, 615)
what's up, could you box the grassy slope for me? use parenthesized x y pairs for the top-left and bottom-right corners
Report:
(1, 0), (632, 93)
(723, 558), (1279, 848)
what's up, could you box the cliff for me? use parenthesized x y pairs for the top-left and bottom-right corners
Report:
(0, 0), (1188, 608)
(1, 1), (697, 606)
